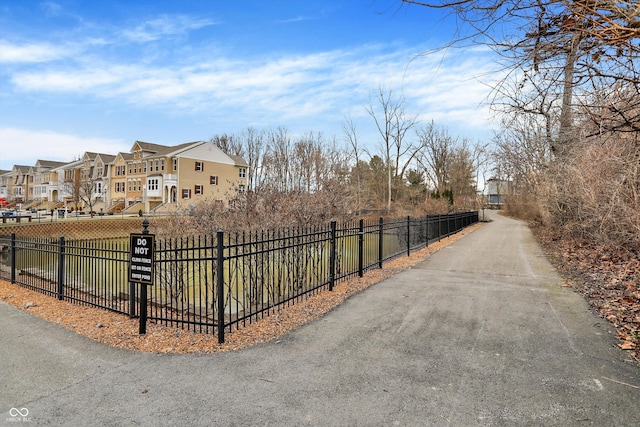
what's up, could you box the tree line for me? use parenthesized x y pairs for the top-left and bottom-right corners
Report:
(186, 101), (487, 233)
(402, 0), (639, 252)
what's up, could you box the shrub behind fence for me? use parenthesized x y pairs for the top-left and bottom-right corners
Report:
(0, 211), (478, 343)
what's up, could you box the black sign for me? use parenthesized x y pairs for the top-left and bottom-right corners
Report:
(129, 233), (155, 285)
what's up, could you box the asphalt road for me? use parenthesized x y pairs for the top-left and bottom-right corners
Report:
(1, 211), (638, 426)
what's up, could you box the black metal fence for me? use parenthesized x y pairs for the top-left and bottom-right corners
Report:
(0, 211), (478, 343)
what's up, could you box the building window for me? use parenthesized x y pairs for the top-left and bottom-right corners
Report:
(239, 168), (246, 178)
(161, 159), (165, 171)
(195, 185), (203, 195)
(128, 163), (132, 174)
(195, 161), (204, 172)
(173, 158), (177, 171)
(143, 162), (147, 173)
(210, 176), (218, 185)
(238, 184), (246, 192)
(148, 178), (159, 191)
(182, 189), (191, 199)
(155, 160), (159, 171)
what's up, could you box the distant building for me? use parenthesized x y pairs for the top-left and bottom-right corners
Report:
(485, 178), (511, 208)
(0, 170), (11, 203)
(0, 140), (248, 215)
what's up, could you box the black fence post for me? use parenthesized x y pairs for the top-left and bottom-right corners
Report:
(10, 233), (16, 284)
(57, 236), (65, 300)
(216, 229), (225, 344)
(423, 216), (428, 247)
(139, 219), (149, 335)
(358, 219), (364, 278)
(378, 217), (384, 269)
(128, 231), (136, 319)
(129, 282), (136, 318)
(425, 217), (431, 246)
(329, 220), (336, 291)
(407, 215), (411, 256)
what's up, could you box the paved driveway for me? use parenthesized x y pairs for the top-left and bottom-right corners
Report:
(1, 211), (638, 426)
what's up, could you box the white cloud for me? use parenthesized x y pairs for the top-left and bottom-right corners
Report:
(275, 16), (314, 24)
(39, 1), (64, 17)
(122, 15), (218, 43)
(12, 67), (123, 90)
(0, 127), (129, 170)
(8, 44), (496, 126)
(1, 34), (500, 162)
(0, 41), (72, 63)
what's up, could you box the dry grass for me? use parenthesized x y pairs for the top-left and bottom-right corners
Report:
(0, 223), (484, 354)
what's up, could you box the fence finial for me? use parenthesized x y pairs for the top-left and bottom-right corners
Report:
(142, 218), (150, 234)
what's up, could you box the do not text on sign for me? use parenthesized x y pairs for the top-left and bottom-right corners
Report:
(129, 233), (155, 285)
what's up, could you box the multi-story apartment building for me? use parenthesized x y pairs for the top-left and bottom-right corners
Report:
(28, 160), (68, 208)
(0, 170), (11, 204)
(110, 140), (248, 213)
(9, 165), (31, 204)
(0, 140), (248, 214)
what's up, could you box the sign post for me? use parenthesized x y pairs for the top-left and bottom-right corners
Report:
(129, 220), (155, 334)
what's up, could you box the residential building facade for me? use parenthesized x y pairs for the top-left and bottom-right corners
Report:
(0, 140), (248, 214)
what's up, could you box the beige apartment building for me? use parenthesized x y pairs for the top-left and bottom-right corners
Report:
(0, 140), (248, 214)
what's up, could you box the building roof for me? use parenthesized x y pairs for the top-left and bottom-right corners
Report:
(12, 165), (31, 173)
(35, 160), (68, 169)
(229, 155), (249, 167)
(151, 141), (200, 157)
(95, 153), (117, 164)
(133, 141), (172, 154)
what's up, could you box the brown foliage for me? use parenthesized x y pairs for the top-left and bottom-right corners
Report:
(183, 187), (358, 234)
(502, 193), (543, 223)
(544, 135), (640, 252)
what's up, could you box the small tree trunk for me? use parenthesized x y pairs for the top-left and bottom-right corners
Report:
(556, 32), (581, 157)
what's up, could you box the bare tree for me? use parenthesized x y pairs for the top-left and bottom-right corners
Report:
(416, 121), (455, 193)
(262, 127), (293, 192)
(241, 127), (265, 191)
(77, 178), (101, 216)
(493, 115), (553, 194)
(365, 86), (419, 212)
(448, 139), (478, 206)
(403, 0), (640, 154)
(342, 115), (367, 214)
(210, 133), (244, 157)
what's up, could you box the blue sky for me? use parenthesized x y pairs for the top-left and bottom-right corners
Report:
(0, 0), (500, 171)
